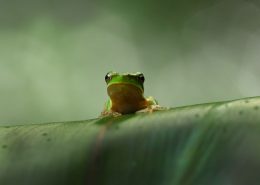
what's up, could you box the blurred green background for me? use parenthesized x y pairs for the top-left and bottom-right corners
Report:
(0, 0), (260, 125)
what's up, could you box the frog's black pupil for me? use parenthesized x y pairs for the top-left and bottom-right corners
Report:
(105, 74), (110, 82)
(138, 74), (145, 83)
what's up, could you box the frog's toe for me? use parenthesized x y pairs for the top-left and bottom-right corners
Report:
(111, 111), (122, 117)
(100, 110), (122, 117)
(149, 105), (168, 112)
(136, 105), (168, 114)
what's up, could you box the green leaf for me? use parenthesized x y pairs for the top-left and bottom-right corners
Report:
(0, 97), (260, 185)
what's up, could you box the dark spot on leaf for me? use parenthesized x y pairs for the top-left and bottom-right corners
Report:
(131, 162), (137, 167)
(239, 111), (243, 115)
(245, 100), (249, 103)
(195, 114), (200, 118)
(254, 106), (259, 110)
(42, 133), (48, 136)
(47, 138), (51, 142)
(4, 126), (10, 128)
(2, 145), (7, 149)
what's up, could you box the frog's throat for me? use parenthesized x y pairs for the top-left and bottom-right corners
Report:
(107, 83), (147, 114)
(107, 82), (144, 93)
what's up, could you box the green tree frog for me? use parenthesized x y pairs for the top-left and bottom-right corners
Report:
(101, 71), (164, 117)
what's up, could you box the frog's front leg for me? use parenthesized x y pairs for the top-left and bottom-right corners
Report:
(100, 100), (122, 117)
(136, 96), (167, 113)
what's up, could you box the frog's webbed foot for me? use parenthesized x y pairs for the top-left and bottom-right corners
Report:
(136, 105), (168, 114)
(100, 110), (122, 118)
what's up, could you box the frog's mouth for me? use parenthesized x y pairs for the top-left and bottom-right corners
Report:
(107, 83), (147, 114)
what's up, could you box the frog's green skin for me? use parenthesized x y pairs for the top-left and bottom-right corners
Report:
(101, 72), (160, 116)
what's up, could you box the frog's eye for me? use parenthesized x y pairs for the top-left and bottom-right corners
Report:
(138, 74), (145, 83)
(105, 73), (112, 83)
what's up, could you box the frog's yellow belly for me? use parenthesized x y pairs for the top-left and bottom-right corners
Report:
(107, 83), (148, 114)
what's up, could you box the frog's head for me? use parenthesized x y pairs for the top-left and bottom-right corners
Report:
(105, 71), (145, 91)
